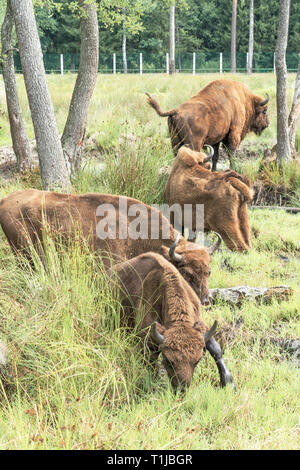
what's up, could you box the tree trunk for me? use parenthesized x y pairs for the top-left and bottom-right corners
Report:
(61, 0), (99, 175)
(176, 23), (181, 72)
(288, 53), (300, 154)
(247, 0), (254, 74)
(122, 39), (127, 74)
(10, 0), (71, 190)
(122, 33), (127, 73)
(1, 0), (31, 172)
(275, 0), (292, 165)
(231, 0), (237, 73)
(169, 3), (175, 75)
(122, 6), (128, 74)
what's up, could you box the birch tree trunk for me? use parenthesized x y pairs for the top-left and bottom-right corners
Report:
(1, 0), (31, 172)
(288, 54), (300, 154)
(61, 0), (99, 175)
(275, 0), (292, 165)
(122, 7), (128, 74)
(247, 0), (254, 74)
(169, 3), (175, 75)
(10, 0), (71, 190)
(231, 0), (237, 73)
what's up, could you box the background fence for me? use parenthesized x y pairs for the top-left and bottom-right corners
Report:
(13, 51), (300, 74)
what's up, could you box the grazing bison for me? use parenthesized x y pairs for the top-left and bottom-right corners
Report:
(146, 79), (269, 170)
(164, 146), (253, 251)
(112, 251), (234, 391)
(0, 189), (222, 305)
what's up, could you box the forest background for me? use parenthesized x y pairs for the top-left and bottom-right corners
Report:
(0, 0), (299, 57)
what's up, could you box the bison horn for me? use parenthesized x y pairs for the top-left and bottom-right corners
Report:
(204, 320), (218, 344)
(203, 145), (214, 162)
(151, 322), (165, 345)
(260, 93), (270, 106)
(169, 233), (183, 262)
(207, 232), (222, 255)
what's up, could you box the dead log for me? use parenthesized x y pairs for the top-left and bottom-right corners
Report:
(250, 205), (300, 214)
(209, 285), (293, 306)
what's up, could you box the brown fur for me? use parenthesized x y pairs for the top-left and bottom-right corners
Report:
(112, 251), (211, 390)
(164, 147), (253, 251)
(147, 79), (269, 169)
(0, 189), (213, 304)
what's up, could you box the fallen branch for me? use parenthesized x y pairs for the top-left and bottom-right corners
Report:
(250, 205), (300, 213)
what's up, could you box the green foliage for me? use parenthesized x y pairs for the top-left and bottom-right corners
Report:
(31, 0), (300, 55)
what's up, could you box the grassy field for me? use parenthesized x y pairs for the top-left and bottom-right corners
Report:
(0, 73), (299, 450)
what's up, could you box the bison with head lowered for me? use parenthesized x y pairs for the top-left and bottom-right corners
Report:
(0, 189), (221, 305)
(164, 146), (253, 251)
(112, 251), (234, 391)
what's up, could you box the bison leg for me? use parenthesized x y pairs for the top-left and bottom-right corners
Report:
(212, 143), (220, 171)
(205, 338), (235, 390)
(226, 130), (241, 168)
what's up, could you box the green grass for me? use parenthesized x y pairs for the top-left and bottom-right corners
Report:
(0, 73), (300, 449)
(0, 72), (298, 150)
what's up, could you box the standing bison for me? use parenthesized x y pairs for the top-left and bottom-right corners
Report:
(146, 79), (269, 170)
(164, 146), (253, 251)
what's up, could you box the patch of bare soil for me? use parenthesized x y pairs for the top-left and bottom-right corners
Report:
(0, 160), (18, 182)
(0, 140), (39, 184)
(218, 141), (269, 162)
(252, 180), (292, 206)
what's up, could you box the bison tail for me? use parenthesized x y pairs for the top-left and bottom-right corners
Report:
(145, 93), (177, 117)
(227, 177), (254, 203)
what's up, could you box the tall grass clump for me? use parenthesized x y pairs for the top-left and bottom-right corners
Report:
(99, 135), (172, 205)
(231, 156), (262, 183)
(0, 230), (157, 448)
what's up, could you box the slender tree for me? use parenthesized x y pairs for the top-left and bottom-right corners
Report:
(10, 0), (71, 189)
(176, 23), (181, 72)
(61, 0), (99, 175)
(169, 2), (175, 74)
(275, 0), (292, 165)
(231, 0), (237, 73)
(288, 54), (300, 154)
(247, 0), (254, 73)
(1, 0), (31, 172)
(122, 6), (128, 74)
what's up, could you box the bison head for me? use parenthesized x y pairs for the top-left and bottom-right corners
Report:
(167, 233), (222, 305)
(151, 320), (217, 391)
(179, 145), (214, 170)
(252, 94), (270, 136)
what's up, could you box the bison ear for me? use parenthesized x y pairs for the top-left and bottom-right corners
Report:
(193, 320), (208, 333)
(178, 146), (199, 167)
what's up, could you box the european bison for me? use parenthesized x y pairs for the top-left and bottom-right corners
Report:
(164, 146), (253, 251)
(0, 189), (222, 305)
(146, 79), (269, 170)
(112, 251), (234, 391)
